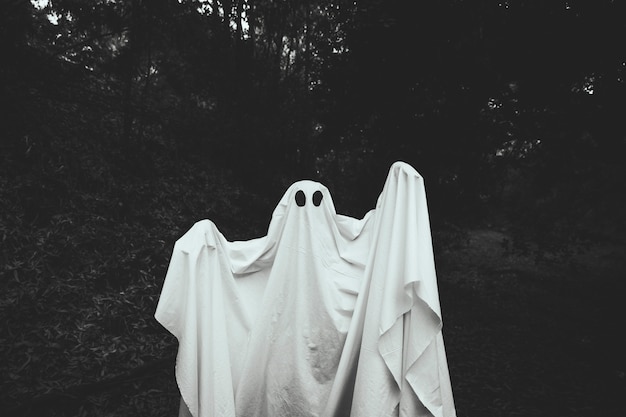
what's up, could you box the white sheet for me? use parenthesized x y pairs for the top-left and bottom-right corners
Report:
(155, 162), (456, 417)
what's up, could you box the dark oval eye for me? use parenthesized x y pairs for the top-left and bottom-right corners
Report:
(312, 190), (323, 207)
(295, 190), (306, 207)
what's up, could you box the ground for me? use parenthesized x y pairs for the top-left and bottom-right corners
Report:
(439, 228), (626, 416)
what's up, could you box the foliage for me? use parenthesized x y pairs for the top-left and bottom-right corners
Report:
(4, 0), (626, 231)
(0, 144), (269, 415)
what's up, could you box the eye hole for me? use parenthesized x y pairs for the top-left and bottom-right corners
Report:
(312, 190), (323, 206)
(295, 190), (306, 207)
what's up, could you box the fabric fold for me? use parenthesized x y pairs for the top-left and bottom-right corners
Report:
(351, 162), (455, 417)
(155, 162), (455, 417)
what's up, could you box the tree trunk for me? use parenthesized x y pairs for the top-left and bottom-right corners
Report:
(222, 0), (232, 38)
(235, 0), (243, 43)
(121, 0), (141, 145)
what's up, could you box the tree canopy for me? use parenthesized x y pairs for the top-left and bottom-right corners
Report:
(2, 0), (625, 241)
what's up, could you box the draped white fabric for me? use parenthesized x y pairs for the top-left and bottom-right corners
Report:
(155, 162), (456, 417)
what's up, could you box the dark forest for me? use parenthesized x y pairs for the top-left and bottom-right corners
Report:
(1, 0), (625, 416)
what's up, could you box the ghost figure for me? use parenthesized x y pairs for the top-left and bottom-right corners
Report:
(155, 162), (456, 417)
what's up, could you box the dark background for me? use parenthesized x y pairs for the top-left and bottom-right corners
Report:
(1, 0), (625, 416)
